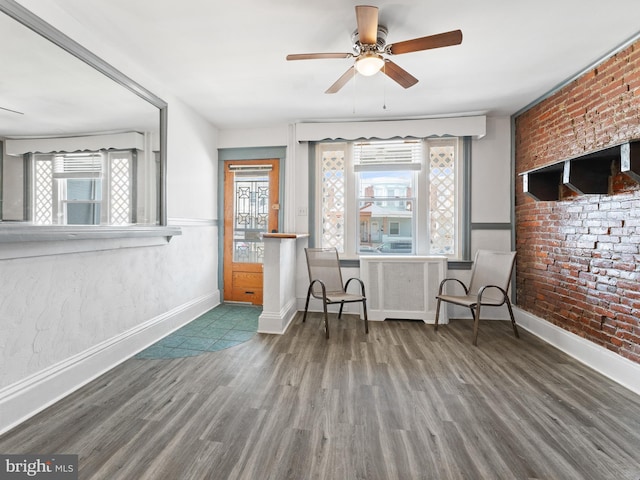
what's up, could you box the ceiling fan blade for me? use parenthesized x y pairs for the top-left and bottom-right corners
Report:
(388, 29), (463, 55)
(382, 60), (418, 89)
(286, 52), (353, 61)
(355, 5), (379, 45)
(325, 66), (356, 94)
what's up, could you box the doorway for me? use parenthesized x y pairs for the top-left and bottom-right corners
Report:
(223, 159), (280, 305)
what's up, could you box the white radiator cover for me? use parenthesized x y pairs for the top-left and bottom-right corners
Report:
(360, 255), (448, 323)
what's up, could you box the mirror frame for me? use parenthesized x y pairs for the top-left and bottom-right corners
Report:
(0, 0), (174, 241)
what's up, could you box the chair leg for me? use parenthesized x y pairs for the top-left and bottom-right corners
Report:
(322, 300), (330, 339)
(362, 300), (369, 334)
(505, 297), (519, 339)
(303, 285), (313, 323)
(434, 297), (442, 332)
(472, 305), (481, 346)
(338, 302), (344, 319)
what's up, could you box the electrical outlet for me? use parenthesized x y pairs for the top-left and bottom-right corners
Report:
(297, 207), (308, 216)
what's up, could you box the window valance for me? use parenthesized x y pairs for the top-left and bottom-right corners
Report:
(5, 132), (146, 155)
(294, 116), (486, 142)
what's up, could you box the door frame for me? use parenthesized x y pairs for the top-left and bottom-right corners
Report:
(217, 146), (285, 302)
(223, 158), (279, 304)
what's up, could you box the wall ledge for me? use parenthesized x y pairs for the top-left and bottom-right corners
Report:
(0, 225), (182, 259)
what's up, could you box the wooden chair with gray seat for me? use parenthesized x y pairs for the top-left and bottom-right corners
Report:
(303, 247), (369, 339)
(435, 249), (519, 346)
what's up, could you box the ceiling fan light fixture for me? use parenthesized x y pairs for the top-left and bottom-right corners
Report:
(355, 52), (384, 76)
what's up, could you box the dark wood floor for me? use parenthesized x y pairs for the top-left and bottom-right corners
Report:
(2, 313), (640, 480)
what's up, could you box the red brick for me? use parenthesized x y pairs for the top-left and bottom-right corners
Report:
(515, 37), (640, 366)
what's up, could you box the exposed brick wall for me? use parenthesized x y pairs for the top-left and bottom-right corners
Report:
(515, 42), (640, 364)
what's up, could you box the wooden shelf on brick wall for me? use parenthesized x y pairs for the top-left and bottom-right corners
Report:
(521, 139), (640, 201)
(522, 162), (563, 201)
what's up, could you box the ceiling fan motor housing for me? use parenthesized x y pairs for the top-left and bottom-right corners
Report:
(351, 25), (388, 55)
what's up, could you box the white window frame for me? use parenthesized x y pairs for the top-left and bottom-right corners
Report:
(58, 177), (104, 225)
(424, 137), (463, 258)
(314, 137), (465, 259)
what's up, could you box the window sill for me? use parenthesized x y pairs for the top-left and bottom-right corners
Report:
(0, 224), (182, 259)
(338, 255), (472, 270)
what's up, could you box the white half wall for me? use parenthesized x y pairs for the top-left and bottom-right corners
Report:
(0, 287), (219, 435)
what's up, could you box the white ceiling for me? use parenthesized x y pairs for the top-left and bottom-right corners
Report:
(6, 0), (640, 132)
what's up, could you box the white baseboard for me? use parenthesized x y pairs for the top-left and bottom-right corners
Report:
(0, 291), (220, 436)
(514, 307), (640, 396)
(258, 298), (298, 334)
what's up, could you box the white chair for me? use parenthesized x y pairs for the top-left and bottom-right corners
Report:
(435, 250), (519, 346)
(303, 247), (369, 338)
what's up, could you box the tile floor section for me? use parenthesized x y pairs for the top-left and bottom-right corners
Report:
(136, 303), (261, 359)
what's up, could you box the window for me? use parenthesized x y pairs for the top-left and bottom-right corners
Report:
(315, 137), (463, 257)
(32, 150), (135, 225)
(318, 146), (346, 251)
(62, 178), (102, 225)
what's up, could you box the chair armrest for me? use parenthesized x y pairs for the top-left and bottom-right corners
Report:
(477, 284), (508, 304)
(308, 279), (328, 299)
(344, 277), (366, 296)
(438, 277), (468, 295)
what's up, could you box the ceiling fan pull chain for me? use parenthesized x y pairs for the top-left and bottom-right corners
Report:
(383, 63), (387, 110)
(352, 68), (357, 114)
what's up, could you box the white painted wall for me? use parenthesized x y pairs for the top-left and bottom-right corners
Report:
(1, 145), (23, 221)
(471, 116), (512, 223)
(167, 101), (219, 220)
(1, 3), (220, 433)
(218, 126), (288, 150)
(469, 116), (513, 253)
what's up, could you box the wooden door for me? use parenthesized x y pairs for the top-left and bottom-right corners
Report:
(223, 159), (279, 305)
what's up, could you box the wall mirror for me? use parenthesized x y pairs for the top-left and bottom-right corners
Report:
(0, 0), (169, 236)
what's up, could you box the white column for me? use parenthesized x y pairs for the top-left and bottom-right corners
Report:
(259, 234), (309, 334)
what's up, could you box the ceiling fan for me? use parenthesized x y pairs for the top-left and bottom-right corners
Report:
(286, 5), (462, 94)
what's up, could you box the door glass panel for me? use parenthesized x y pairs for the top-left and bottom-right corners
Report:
(232, 171), (269, 263)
